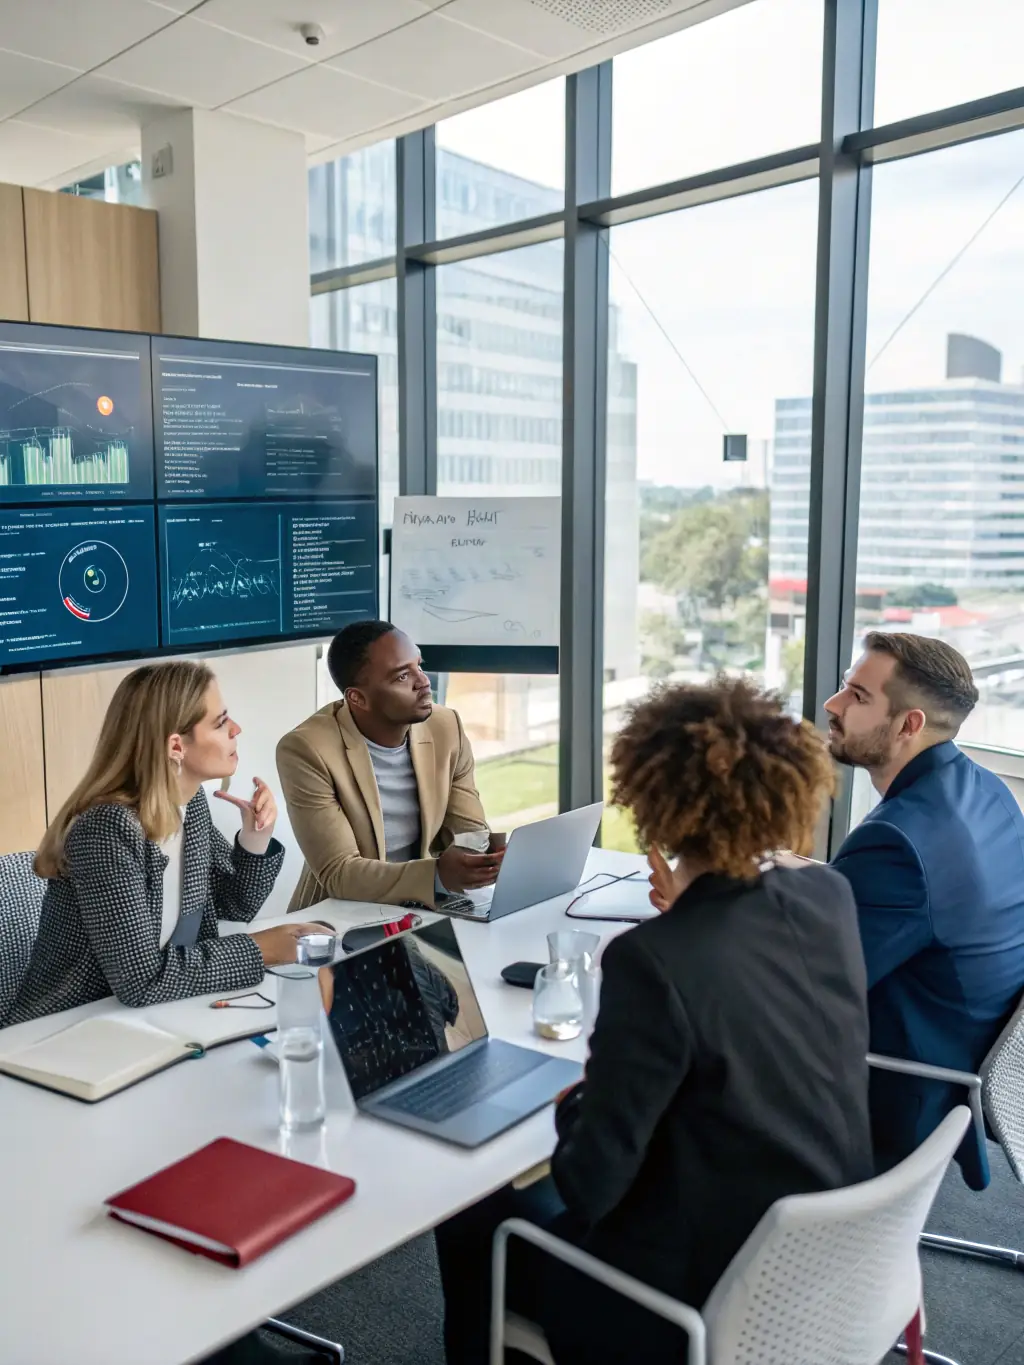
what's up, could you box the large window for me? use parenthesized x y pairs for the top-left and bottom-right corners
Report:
(874, 0), (1024, 126)
(311, 280), (399, 527)
(611, 0), (822, 196)
(437, 242), (564, 828)
(435, 81), (564, 239)
(602, 182), (819, 848)
(305, 3), (1024, 855)
(308, 140), (396, 271)
(852, 129), (1024, 753)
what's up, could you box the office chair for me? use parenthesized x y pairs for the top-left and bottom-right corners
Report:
(490, 1107), (970, 1365)
(870, 989), (1024, 1271)
(0, 850), (45, 1026)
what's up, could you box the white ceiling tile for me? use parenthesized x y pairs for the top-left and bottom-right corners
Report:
(441, 0), (589, 58)
(304, 131), (338, 155)
(196, 0), (431, 61)
(0, 0), (176, 71)
(96, 15), (307, 106)
(23, 74), (187, 140)
(327, 12), (536, 102)
(0, 119), (113, 187)
(226, 63), (427, 140)
(0, 49), (79, 120)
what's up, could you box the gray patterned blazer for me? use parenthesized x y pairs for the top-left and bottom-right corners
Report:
(8, 790), (283, 1026)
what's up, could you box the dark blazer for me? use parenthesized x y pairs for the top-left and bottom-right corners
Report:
(551, 863), (873, 1308)
(8, 791), (283, 1025)
(833, 740), (1024, 1188)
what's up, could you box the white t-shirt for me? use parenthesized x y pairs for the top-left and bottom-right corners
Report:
(158, 811), (187, 947)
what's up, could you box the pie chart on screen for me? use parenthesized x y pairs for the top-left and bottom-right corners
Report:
(59, 540), (129, 622)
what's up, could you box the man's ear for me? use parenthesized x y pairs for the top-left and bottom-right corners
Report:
(901, 708), (927, 739)
(345, 686), (368, 713)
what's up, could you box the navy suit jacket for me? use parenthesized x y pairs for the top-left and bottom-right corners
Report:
(833, 741), (1024, 1187)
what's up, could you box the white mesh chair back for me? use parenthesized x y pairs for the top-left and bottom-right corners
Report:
(701, 1107), (970, 1365)
(981, 992), (1024, 1183)
(0, 851), (45, 1027)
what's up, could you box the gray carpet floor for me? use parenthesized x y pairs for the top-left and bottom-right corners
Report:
(277, 1141), (1024, 1364)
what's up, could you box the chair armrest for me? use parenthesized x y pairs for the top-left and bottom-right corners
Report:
(867, 1053), (985, 1150)
(866, 1053), (980, 1089)
(490, 1218), (707, 1365)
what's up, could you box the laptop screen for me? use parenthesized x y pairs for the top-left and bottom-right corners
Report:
(322, 919), (489, 1101)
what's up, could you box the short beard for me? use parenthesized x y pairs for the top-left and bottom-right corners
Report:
(829, 720), (896, 770)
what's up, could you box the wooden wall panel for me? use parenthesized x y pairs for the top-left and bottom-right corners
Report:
(0, 675), (46, 854)
(23, 190), (160, 332)
(41, 665), (133, 820)
(0, 183), (29, 322)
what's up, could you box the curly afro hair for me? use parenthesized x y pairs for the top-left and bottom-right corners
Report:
(610, 675), (835, 880)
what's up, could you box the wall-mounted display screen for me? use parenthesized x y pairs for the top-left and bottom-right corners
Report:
(0, 504), (159, 668)
(0, 322), (378, 673)
(152, 336), (377, 501)
(0, 323), (154, 504)
(159, 500), (378, 649)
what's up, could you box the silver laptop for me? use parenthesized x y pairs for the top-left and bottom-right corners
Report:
(441, 801), (604, 922)
(323, 918), (582, 1148)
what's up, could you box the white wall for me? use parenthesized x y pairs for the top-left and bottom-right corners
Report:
(201, 643), (320, 918)
(141, 108), (309, 346)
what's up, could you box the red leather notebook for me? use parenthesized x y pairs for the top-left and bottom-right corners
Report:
(105, 1137), (356, 1268)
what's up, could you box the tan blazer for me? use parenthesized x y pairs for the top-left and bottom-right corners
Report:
(276, 701), (488, 912)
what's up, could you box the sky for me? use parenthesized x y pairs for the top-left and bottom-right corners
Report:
(433, 0), (1024, 488)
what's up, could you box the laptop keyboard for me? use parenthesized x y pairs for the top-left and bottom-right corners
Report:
(384, 1045), (545, 1124)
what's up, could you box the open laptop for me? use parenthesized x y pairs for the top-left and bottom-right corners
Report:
(322, 918), (581, 1148)
(438, 801), (604, 923)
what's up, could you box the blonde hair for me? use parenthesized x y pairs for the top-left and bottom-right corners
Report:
(34, 660), (214, 878)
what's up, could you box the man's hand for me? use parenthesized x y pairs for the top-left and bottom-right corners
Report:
(437, 844), (504, 892)
(648, 846), (674, 913)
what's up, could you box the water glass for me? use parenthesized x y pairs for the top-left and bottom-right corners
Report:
(275, 966), (326, 1131)
(547, 930), (600, 968)
(547, 930), (601, 1029)
(532, 962), (583, 1042)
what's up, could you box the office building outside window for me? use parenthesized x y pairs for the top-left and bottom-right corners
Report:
(309, 140), (396, 271)
(435, 80), (564, 239)
(605, 182), (819, 849)
(436, 237), (567, 829)
(771, 128), (1024, 755)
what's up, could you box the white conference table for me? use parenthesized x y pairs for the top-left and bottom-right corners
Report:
(0, 848), (647, 1365)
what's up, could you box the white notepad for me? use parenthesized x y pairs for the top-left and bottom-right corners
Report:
(0, 993), (276, 1102)
(0, 1017), (192, 1102)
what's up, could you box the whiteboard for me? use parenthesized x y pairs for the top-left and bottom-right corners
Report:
(390, 496), (560, 648)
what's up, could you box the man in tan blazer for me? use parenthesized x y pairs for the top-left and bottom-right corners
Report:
(277, 620), (503, 911)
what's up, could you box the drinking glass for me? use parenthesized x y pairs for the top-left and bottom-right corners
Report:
(275, 966), (326, 1131)
(532, 962), (583, 1041)
(547, 930), (601, 1029)
(547, 930), (600, 968)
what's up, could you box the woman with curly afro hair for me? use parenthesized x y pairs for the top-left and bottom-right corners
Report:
(436, 677), (873, 1365)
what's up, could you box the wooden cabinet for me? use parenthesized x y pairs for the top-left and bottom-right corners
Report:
(0, 675), (47, 855)
(0, 183), (29, 322)
(22, 189), (160, 333)
(0, 183), (162, 852)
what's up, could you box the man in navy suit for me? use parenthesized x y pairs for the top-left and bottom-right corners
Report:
(828, 632), (1024, 1187)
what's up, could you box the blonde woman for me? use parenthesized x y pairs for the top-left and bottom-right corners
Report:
(9, 661), (325, 1025)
